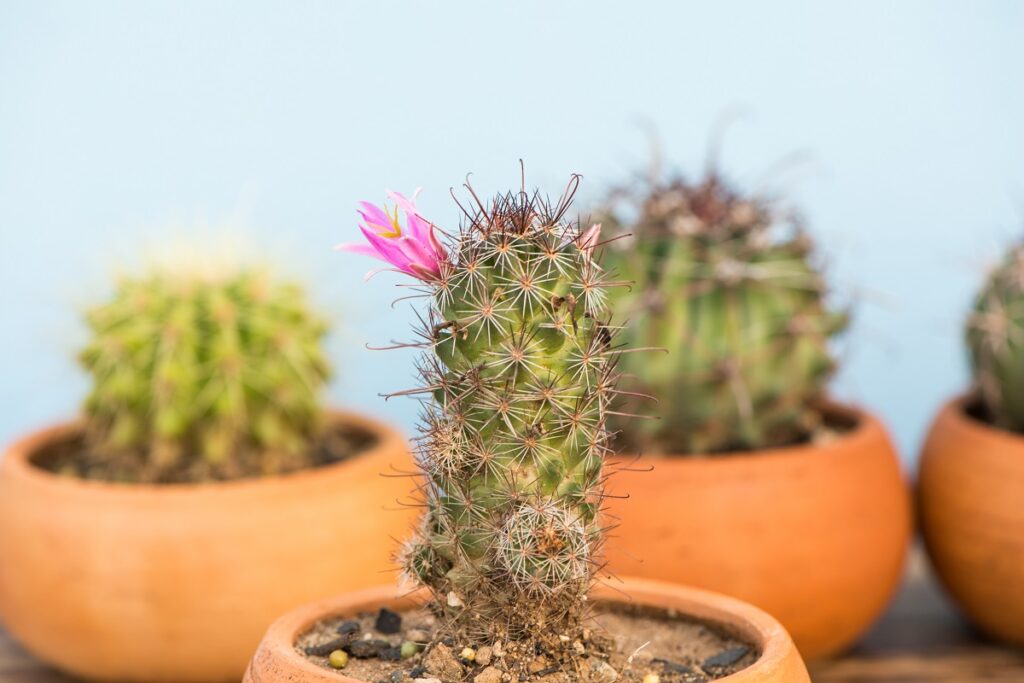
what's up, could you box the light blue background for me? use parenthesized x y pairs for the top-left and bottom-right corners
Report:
(2, 1), (1022, 467)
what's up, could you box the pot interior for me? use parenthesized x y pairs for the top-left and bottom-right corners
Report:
(291, 597), (761, 683)
(21, 414), (382, 485)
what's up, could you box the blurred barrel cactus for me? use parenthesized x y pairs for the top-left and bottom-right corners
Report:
(600, 170), (847, 453)
(968, 244), (1024, 432)
(340, 182), (618, 649)
(79, 267), (331, 482)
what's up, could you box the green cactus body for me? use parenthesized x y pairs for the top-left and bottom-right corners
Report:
(399, 185), (617, 642)
(967, 244), (1024, 432)
(603, 173), (846, 454)
(79, 268), (330, 482)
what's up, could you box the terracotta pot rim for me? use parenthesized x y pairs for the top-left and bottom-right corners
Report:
(627, 399), (884, 463)
(248, 578), (800, 683)
(0, 409), (407, 498)
(938, 392), (1024, 443)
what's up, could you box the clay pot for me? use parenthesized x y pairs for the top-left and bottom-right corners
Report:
(603, 402), (912, 659)
(919, 394), (1024, 645)
(0, 411), (416, 683)
(244, 578), (809, 683)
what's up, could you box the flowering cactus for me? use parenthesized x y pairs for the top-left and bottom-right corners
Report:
(78, 267), (331, 482)
(343, 180), (620, 650)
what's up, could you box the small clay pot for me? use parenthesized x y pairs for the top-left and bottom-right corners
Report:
(603, 402), (912, 659)
(919, 394), (1024, 645)
(0, 411), (416, 683)
(243, 578), (809, 683)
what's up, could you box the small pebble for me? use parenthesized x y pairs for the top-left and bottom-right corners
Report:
(474, 666), (503, 683)
(350, 639), (391, 658)
(375, 607), (403, 634)
(591, 659), (619, 683)
(336, 620), (361, 635)
(460, 646), (477, 662)
(305, 637), (350, 657)
(703, 646), (750, 669)
(328, 649), (349, 669)
(642, 674), (660, 683)
(381, 646), (403, 661)
(390, 672), (403, 683)
(654, 658), (693, 674)
(425, 643), (463, 681)
(529, 657), (551, 674)
(475, 645), (492, 666)
(406, 628), (431, 643)
(401, 641), (422, 659)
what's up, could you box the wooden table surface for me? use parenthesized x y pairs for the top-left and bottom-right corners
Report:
(807, 547), (1024, 682)
(2, 547), (1022, 682)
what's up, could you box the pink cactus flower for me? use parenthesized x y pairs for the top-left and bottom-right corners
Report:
(336, 190), (447, 281)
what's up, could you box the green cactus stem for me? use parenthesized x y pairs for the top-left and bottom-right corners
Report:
(78, 266), (331, 482)
(601, 170), (847, 454)
(967, 243), (1024, 432)
(378, 179), (621, 647)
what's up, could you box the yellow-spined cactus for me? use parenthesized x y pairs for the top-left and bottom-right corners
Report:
(79, 266), (330, 482)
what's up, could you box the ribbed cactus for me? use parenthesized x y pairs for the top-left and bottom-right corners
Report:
(601, 170), (846, 453)
(967, 243), (1024, 432)
(342, 182), (617, 646)
(78, 267), (331, 482)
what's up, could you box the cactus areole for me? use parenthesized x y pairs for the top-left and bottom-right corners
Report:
(600, 170), (847, 454)
(341, 178), (621, 659)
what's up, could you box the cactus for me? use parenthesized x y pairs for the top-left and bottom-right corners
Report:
(600, 170), (846, 454)
(78, 267), (331, 482)
(967, 243), (1024, 432)
(341, 182), (618, 649)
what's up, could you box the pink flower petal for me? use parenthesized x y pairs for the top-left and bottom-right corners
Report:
(397, 235), (439, 276)
(358, 201), (394, 235)
(360, 225), (412, 270)
(387, 191), (432, 242)
(386, 190), (419, 216)
(427, 223), (448, 259)
(335, 241), (385, 260)
(579, 223), (602, 258)
(406, 212), (432, 243)
(343, 190), (445, 283)
(408, 263), (438, 281)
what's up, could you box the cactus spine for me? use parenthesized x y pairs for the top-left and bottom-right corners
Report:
(396, 181), (618, 644)
(967, 243), (1024, 432)
(79, 267), (331, 482)
(602, 171), (846, 453)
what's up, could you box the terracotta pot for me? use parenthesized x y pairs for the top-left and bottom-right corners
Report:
(919, 394), (1024, 645)
(603, 402), (912, 659)
(244, 578), (809, 683)
(0, 411), (416, 683)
